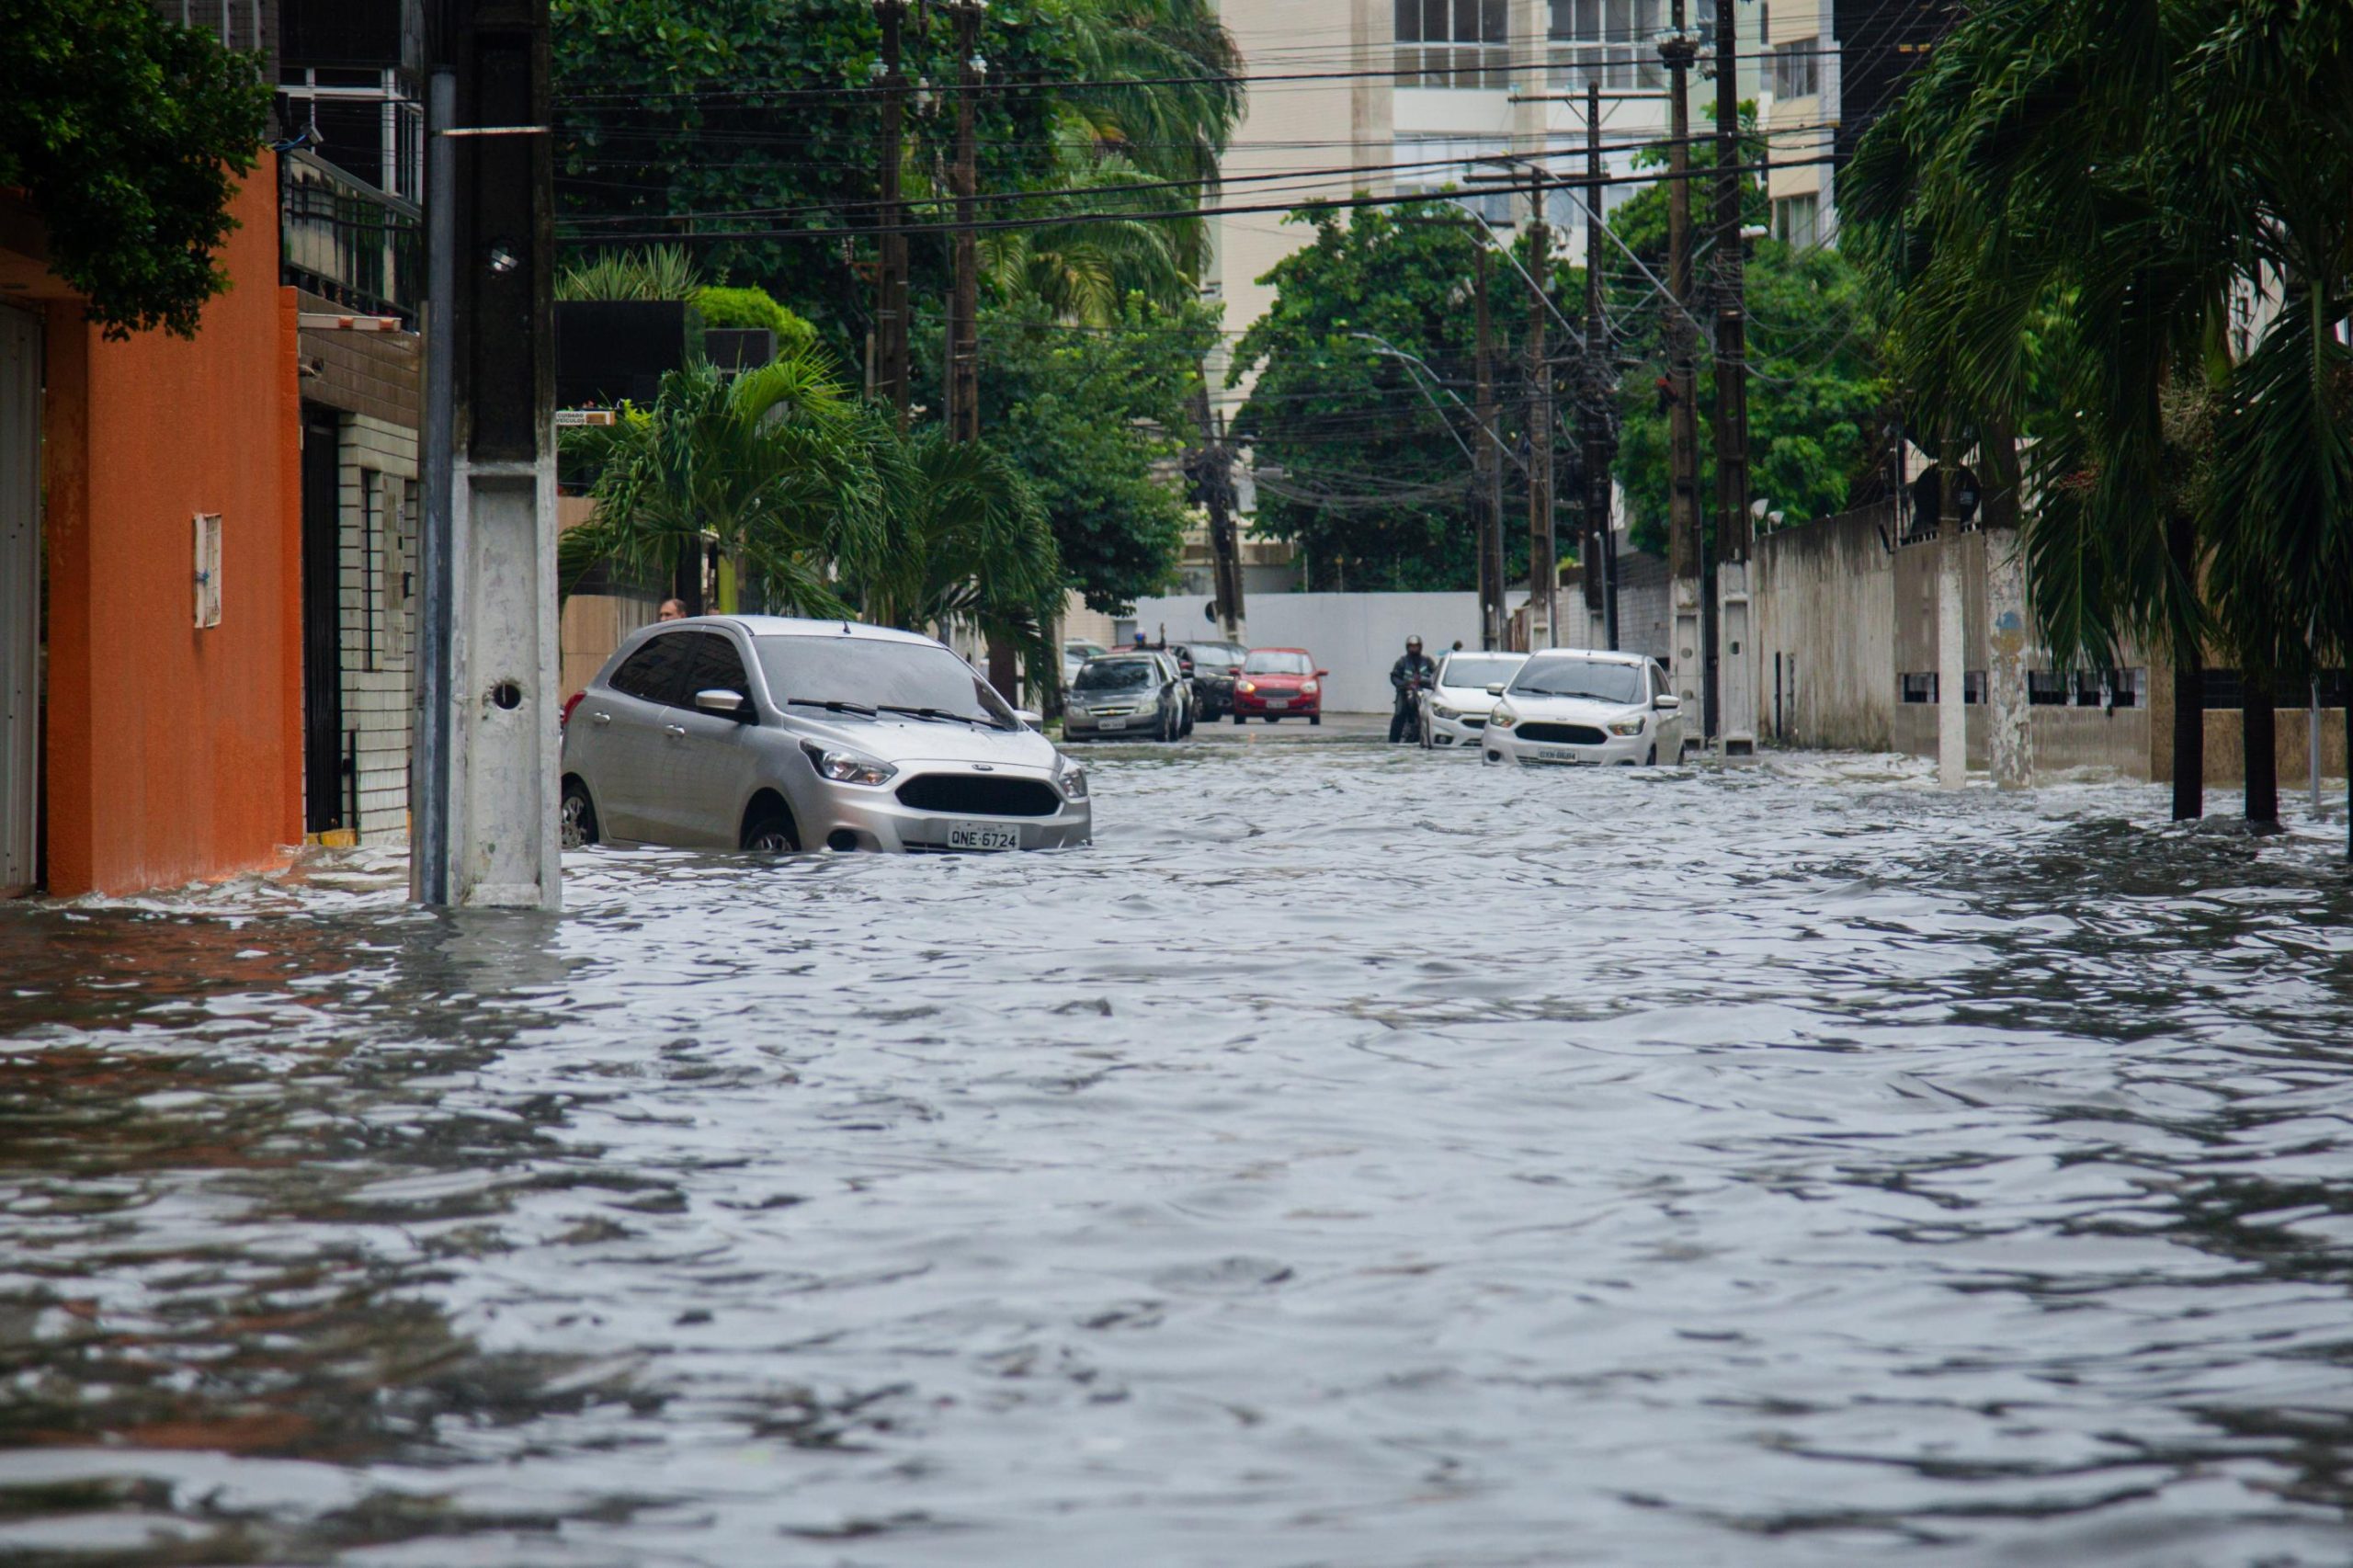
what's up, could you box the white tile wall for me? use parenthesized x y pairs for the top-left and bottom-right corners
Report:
(337, 415), (419, 846)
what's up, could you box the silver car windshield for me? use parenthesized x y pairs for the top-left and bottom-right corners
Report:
(1075, 659), (1157, 692)
(1509, 658), (1644, 704)
(756, 635), (1017, 728)
(1440, 655), (1523, 690)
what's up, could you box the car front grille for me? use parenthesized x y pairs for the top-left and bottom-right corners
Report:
(894, 773), (1063, 818)
(1517, 722), (1608, 745)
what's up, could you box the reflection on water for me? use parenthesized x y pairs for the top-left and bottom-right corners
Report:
(2, 747), (2349, 1566)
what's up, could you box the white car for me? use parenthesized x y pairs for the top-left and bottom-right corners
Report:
(1418, 650), (1529, 749)
(560, 616), (1091, 853)
(1481, 649), (1684, 767)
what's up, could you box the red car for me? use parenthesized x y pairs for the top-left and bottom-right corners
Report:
(1230, 647), (1326, 724)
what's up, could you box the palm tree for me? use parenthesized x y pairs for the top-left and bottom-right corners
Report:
(557, 348), (881, 616)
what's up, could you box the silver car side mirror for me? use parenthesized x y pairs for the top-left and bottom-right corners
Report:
(1485, 683), (1506, 697)
(1654, 694), (1681, 710)
(1015, 709), (1044, 728)
(694, 687), (749, 720)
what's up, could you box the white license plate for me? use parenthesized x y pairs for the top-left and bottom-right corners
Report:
(945, 822), (1021, 851)
(1537, 746), (1587, 763)
(1267, 697), (1291, 709)
(1098, 716), (1128, 731)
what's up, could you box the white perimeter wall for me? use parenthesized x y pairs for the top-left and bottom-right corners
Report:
(1129, 591), (1526, 713)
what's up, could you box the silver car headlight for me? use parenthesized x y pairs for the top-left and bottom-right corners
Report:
(801, 742), (896, 787)
(1489, 706), (1518, 729)
(1055, 756), (1089, 801)
(1432, 703), (1461, 721)
(1608, 716), (1645, 736)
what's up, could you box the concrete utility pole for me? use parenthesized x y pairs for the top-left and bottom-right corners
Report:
(1711, 0), (1754, 753)
(1188, 384), (1245, 643)
(1936, 445), (1967, 789)
(873, 0), (911, 430)
(1527, 165), (1557, 652)
(1661, 8), (1704, 735)
(945, 0), (983, 445)
(415, 0), (561, 909)
(1473, 244), (1504, 651)
(1581, 81), (1619, 651)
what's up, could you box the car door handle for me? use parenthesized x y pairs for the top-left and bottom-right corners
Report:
(664, 723), (687, 738)
(591, 711), (611, 725)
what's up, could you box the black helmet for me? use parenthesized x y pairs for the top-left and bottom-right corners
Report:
(1405, 635), (1423, 649)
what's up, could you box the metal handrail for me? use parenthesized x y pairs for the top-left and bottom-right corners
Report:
(279, 149), (422, 324)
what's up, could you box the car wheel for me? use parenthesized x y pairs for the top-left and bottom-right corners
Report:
(560, 777), (599, 848)
(742, 802), (799, 854)
(1645, 745), (1657, 766)
(1233, 712), (1247, 725)
(1309, 713), (1321, 727)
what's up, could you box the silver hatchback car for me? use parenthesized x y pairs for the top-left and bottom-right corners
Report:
(561, 616), (1091, 853)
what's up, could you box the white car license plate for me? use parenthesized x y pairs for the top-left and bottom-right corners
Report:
(946, 822), (1021, 851)
(1537, 746), (1586, 763)
(1099, 716), (1128, 731)
(1267, 697), (1290, 709)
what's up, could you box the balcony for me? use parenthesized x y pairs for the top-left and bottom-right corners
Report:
(279, 148), (421, 324)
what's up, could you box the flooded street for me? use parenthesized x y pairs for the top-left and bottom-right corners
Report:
(4, 736), (2352, 1566)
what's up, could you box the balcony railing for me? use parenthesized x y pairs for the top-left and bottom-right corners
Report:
(279, 148), (421, 324)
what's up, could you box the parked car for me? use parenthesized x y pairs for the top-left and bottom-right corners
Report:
(1064, 651), (1191, 742)
(1230, 647), (1325, 724)
(1480, 649), (1682, 767)
(559, 616), (1091, 853)
(1173, 640), (1248, 717)
(1062, 640), (1108, 686)
(1418, 650), (1529, 749)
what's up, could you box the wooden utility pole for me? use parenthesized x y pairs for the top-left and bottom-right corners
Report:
(1661, 6), (1703, 736)
(1711, 0), (1754, 752)
(1473, 244), (1503, 650)
(946, 0), (982, 445)
(1527, 165), (1556, 652)
(1581, 81), (1619, 651)
(873, 0), (911, 429)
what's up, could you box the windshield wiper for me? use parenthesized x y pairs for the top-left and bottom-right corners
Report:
(879, 704), (995, 728)
(789, 698), (878, 717)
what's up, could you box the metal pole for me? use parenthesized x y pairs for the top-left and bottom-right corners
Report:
(1528, 166), (1555, 651)
(1473, 245), (1501, 651)
(1711, 0), (1753, 753)
(875, 0), (910, 430)
(1662, 9), (1703, 733)
(1583, 80), (1619, 652)
(1191, 383), (1245, 643)
(413, 64), (456, 906)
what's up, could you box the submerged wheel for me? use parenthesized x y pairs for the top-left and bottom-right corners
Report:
(742, 801), (800, 853)
(1310, 713), (1322, 727)
(560, 778), (599, 848)
(1233, 711), (1247, 724)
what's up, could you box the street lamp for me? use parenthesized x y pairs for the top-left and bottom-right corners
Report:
(1347, 331), (1525, 474)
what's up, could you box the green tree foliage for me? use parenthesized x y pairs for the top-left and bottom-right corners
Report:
(3, 0), (270, 337)
(978, 295), (1219, 613)
(555, 244), (705, 301)
(1231, 203), (1551, 592)
(692, 285), (818, 359)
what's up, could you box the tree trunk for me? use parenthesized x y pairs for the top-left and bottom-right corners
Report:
(2244, 678), (2278, 825)
(2167, 510), (2203, 820)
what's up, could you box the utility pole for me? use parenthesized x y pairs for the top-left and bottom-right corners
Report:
(1582, 81), (1619, 651)
(1189, 384), (1245, 643)
(1473, 244), (1503, 651)
(1661, 6), (1704, 741)
(1527, 165), (1556, 652)
(945, 0), (982, 445)
(415, 0), (560, 910)
(1711, 0), (1755, 753)
(873, 0), (911, 429)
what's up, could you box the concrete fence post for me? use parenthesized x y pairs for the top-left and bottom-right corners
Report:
(1986, 527), (2032, 789)
(1937, 540), (1966, 789)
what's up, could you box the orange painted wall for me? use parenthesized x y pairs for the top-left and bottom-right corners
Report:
(42, 172), (304, 896)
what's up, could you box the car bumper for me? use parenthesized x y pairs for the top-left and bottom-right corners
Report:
(1233, 695), (1318, 716)
(1482, 728), (1651, 767)
(1063, 710), (1153, 738)
(1424, 711), (1486, 747)
(808, 776), (1092, 852)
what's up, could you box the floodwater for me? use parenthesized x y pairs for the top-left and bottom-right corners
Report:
(4, 738), (2351, 1568)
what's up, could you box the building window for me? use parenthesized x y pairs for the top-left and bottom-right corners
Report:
(1901, 672), (1935, 704)
(1549, 0), (1666, 93)
(1769, 39), (1820, 98)
(1395, 135), (1514, 222)
(1773, 192), (1820, 248)
(1395, 0), (1510, 89)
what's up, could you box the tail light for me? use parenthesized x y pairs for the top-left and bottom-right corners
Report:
(560, 691), (585, 729)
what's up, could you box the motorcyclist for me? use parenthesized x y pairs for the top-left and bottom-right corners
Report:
(1388, 636), (1438, 743)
